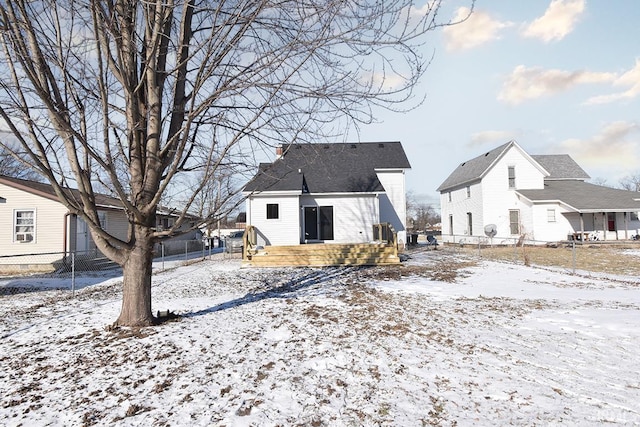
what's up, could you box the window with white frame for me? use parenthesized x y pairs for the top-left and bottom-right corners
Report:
(157, 216), (174, 230)
(547, 209), (556, 222)
(509, 209), (520, 235)
(14, 209), (35, 242)
(508, 166), (516, 189)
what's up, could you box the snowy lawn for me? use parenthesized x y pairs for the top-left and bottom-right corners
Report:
(1, 249), (640, 426)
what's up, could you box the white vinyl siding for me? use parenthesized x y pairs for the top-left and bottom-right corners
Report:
(246, 195), (300, 246)
(375, 169), (408, 246)
(301, 194), (378, 244)
(478, 146), (543, 239)
(440, 181), (483, 238)
(0, 182), (69, 258)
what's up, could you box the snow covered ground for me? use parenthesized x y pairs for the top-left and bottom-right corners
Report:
(1, 248), (640, 426)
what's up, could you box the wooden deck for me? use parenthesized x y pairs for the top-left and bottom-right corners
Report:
(242, 242), (400, 268)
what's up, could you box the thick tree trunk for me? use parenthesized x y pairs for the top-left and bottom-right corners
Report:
(114, 226), (155, 327)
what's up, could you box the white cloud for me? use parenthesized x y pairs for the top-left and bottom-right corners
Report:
(498, 65), (616, 105)
(469, 130), (518, 147)
(522, 0), (585, 42)
(557, 121), (640, 170)
(410, 1), (438, 18)
(443, 7), (513, 52)
(585, 59), (640, 105)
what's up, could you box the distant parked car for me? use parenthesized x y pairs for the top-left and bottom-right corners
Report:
(224, 231), (244, 253)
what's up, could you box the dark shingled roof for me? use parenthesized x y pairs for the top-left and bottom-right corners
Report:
(530, 155), (590, 180)
(243, 142), (411, 193)
(517, 181), (640, 212)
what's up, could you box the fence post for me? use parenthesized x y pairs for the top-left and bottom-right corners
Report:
(71, 252), (76, 298)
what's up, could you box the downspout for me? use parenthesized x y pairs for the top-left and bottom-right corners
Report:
(63, 212), (70, 257)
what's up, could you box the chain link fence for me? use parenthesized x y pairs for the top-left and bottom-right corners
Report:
(414, 233), (640, 278)
(0, 239), (241, 296)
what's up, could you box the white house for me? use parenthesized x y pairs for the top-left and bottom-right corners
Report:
(0, 175), (201, 270)
(242, 142), (411, 248)
(437, 141), (640, 243)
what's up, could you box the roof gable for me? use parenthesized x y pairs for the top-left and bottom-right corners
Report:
(437, 141), (546, 191)
(243, 142), (411, 194)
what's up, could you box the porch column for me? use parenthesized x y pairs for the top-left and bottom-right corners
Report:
(624, 212), (628, 240)
(580, 213), (584, 238)
(603, 212), (607, 241)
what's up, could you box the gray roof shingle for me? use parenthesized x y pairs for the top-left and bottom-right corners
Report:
(243, 142), (411, 193)
(530, 155), (590, 180)
(436, 142), (512, 192)
(517, 181), (640, 212)
(437, 141), (591, 192)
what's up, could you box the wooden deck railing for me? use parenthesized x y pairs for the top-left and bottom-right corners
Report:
(373, 223), (398, 255)
(242, 225), (257, 260)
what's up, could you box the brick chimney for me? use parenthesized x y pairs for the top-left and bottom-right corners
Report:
(276, 145), (283, 158)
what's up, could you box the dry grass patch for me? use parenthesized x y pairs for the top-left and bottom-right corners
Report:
(468, 244), (640, 276)
(353, 259), (477, 283)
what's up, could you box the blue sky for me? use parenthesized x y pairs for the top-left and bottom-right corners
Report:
(350, 0), (640, 208)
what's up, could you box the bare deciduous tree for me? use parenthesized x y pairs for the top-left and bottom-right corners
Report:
(0, 134), (42, 181)
(406, 191), (440, 232)
(0, 0), (472, 326)
(619, 173), (640, 192)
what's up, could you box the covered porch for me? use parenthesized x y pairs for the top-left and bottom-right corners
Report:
(566, 210), (640, 242)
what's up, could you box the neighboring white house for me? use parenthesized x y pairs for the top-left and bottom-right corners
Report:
(437, 141), (640, 243)
(242, 142), (411, 247)
(0, 175), (201, 269)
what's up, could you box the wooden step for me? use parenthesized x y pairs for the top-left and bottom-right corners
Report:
(242, 243), (400, 267)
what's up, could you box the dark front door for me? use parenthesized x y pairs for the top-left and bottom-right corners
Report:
(303, 206), (334, 242)
(608, 212), (616, 231)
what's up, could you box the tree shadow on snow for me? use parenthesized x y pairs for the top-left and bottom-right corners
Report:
(186, 267), (352, 318)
